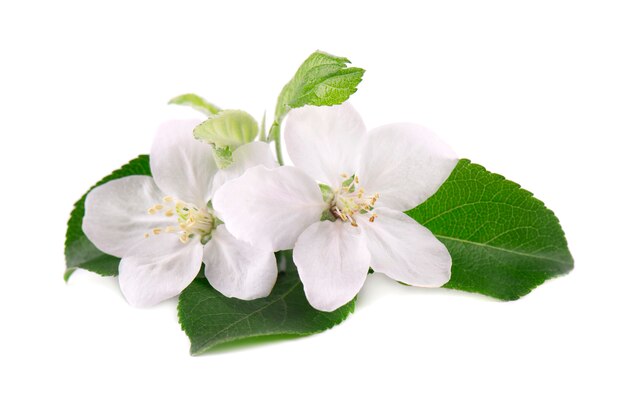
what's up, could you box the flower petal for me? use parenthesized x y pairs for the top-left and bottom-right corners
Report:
(118, 235), (203, 307)
(210, 141), (278, 198)
(203, 225), (277, 300)
(357, 207), (451, 287)
(293, 220), (371, 312)
(150, 119), (217, 205)
(82, 176), (172, 258)
(212, 166), (326, 252)
(357, 123), (458, 211)
(284, 103), (367, 187)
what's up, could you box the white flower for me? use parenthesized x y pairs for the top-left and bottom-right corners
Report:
(213, 103), (458, 311)
(82, 120), (278, 307)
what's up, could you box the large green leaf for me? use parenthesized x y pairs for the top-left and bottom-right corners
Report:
(64, 155), (151, 281)
(178, 252), (356, 355)
(407, 159), (574, 300)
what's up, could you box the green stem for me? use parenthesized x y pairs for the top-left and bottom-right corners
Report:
(271, 122), (284, 166)
(259, 112), (267, 142)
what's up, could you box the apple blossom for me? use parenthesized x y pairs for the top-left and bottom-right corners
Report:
(213, 103), (458, 311)
(82, 120), (278, 307)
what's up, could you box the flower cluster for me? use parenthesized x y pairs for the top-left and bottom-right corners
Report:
(83, 103), (457, 311)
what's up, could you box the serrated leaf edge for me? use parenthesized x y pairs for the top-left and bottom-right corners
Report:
(411, 159), (574, 300)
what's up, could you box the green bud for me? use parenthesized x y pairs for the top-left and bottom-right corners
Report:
(193, 110), (259, 150)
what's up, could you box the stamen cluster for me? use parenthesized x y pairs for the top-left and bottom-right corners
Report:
(146, 196), (215, 243)
(329, 174), (379, 227)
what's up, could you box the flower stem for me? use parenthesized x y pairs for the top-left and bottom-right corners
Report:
(270, 122), (284, 166)
(259, 111), (267, 142)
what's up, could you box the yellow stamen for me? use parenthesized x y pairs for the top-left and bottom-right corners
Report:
(146, 197), (215, 244)
(329, 174), (381, 227)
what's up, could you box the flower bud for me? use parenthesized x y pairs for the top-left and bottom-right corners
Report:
(193, 110), (259, 169)
(194, 110), (258, 149)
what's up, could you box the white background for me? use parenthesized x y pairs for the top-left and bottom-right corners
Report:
(1, 1), (624, 399)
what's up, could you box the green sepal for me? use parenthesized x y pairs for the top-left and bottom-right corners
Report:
(211, 146), (233, 169)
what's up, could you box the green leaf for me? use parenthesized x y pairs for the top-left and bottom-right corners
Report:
(178, 251), (356, 355)
(193, 109), (258, 149)
(64, 155), (151, 281)
(168, 93), (221, 116)
(268, 51), (365, 165)
(407, 159), (574, 300)
(273, 50), (365, 128)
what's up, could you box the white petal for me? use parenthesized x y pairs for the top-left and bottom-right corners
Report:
(357, 123), (458, 211)
(203, 225), (277, 300)
(357, 207), (451, 287)
(150, 119), (217, 205)
(210, 141), (278, 198)
(212, 166), (326, 252)
(82, 176), (172, 258)
(284, 103), (367, 187)
(293, 220), (371, 312)
(118, 235), (203, 307)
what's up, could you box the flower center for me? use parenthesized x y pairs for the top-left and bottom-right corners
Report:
(145, 196), (215, 244)
(328, 174), (379, 227)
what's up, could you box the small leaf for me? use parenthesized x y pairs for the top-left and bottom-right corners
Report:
(178, 251), (356, 355)
(193, 110), (258, 149)
(407, 159), (574, 300)
(273, 51), (365, 128)
(169, 93), (221, 116)
(64, 155), (151, 280)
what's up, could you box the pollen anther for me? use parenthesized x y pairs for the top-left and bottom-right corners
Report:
(144, 196), (215, 244)
(328, 174), (380, 226)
